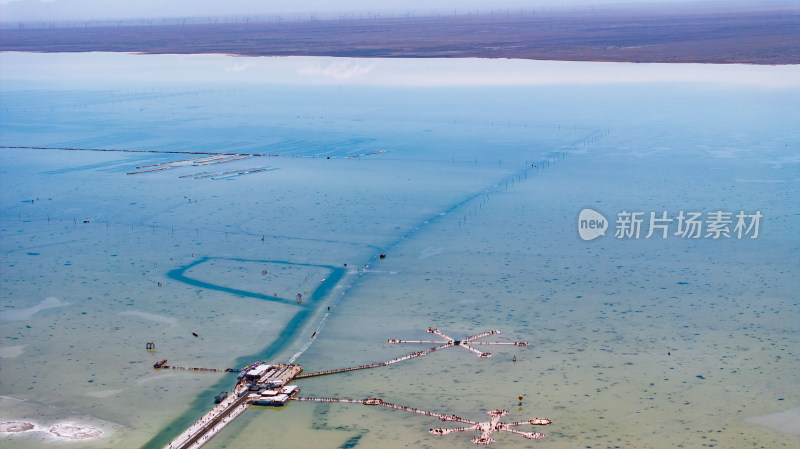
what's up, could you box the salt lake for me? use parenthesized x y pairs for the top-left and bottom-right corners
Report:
(0, 53), (798, 448)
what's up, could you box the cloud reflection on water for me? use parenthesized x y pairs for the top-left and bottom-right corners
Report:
(1, 52), (798, 89)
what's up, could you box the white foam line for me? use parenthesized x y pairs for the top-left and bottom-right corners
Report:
(288, 269), (368, 364)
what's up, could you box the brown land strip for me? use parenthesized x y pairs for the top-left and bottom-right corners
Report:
(1, 8), (798, 64)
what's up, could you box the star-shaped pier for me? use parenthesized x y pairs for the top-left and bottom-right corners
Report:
(430, 409), (551, 445)
(388, 328), (528, 358)
(295, 397), (551, 445)
(159, 327), (540, 448)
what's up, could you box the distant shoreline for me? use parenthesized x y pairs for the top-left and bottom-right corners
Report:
(1, 8), (798, 65)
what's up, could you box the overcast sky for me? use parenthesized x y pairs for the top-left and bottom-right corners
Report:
(1, 0), (791, 23)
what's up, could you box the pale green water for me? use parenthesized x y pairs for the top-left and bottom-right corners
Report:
(1, 54), (798, 449)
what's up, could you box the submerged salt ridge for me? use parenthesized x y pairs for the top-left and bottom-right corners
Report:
(1, 55), (799, 449)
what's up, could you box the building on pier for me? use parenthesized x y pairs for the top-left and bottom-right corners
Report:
(252, 385), (300, 406)
(241, 363), (272, 380)
(237, 363), (302, 389)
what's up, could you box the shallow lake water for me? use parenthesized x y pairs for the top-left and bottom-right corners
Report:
(0, 54), (798, 449)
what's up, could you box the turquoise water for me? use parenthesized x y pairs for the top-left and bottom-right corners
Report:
(1, 54), (798, 448)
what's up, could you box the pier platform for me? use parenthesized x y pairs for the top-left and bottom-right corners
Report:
(163, 363), (302, 449)
(159, 328), (530, 447)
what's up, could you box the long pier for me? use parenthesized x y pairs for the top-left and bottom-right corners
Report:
(294, 396), (467, 423)
(159, 328), (531, 447)
(293, 397), (551, 445)
(162, 363), (301, 449)
(166, 383), (252, 449)
(296, 344), (448, 379)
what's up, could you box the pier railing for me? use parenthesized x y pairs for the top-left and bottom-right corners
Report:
(295, 344), (447, 379)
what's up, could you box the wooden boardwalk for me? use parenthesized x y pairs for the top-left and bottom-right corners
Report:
(293, 397), (551, 445)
